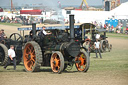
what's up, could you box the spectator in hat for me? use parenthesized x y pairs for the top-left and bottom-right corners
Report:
(0, 29), (6, 43)
(1, 29), (7, 38)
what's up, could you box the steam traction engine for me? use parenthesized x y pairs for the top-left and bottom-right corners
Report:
(0, 33), (23, 65)
(23, 15), (90, 73)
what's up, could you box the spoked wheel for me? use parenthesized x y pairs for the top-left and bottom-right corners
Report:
(0, 44), (8, 65)
(23, 41), (42, 72)
(50, 51), (64, 74)
(75, 49), (90, 72)
(10, 33), (23, 42)
(100, 40), (106, 53)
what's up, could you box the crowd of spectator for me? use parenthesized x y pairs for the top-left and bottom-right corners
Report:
(0, 16), (128, 34)
(103, 23), (128, 34)
(0, 15), (44, 25)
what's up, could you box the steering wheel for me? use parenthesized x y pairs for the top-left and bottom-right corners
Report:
(9, 33), (23, 42)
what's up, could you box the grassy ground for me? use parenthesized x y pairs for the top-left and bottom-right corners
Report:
(0, 22), (21, 26)
(106, 33), (128, 39)
(1, 44), (127, 72)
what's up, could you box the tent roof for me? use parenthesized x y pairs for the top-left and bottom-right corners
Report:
(110, 2), (128, 15)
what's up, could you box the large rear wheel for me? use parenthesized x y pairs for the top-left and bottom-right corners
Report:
(23, 41), (42, 72)
(0, 44), (8, 65)
(75, 49), (90, 72)
(50, 51), (64, 74)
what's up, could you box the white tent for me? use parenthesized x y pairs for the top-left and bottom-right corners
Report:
(62, 9), (111, 25)
(110, 1), (128, 19)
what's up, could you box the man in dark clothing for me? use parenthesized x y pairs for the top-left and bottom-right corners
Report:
(38, 26), (51, 36)
(1, 29), (6, 37)
(0, 31), (3, 40)
(0, 29), (7, 43)
(38, 26), (52, 39)
(0, 31), (5, 41)
(38, 26), (52, 46)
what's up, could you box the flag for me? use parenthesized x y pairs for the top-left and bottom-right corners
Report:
(58, 1), (60, 4)
(57, 1), (61, 8)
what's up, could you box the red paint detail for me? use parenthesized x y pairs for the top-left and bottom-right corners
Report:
(20, 9), (42, 15)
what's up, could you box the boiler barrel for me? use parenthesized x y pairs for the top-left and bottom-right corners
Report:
(55, 42), (80, 57)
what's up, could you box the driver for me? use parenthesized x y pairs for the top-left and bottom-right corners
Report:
(38, 26), (51, 37)
(38, 26), (52, 47)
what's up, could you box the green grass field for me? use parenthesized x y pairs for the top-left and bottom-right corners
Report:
(0, 22), (21, 26)
(106, 33), (128, 39)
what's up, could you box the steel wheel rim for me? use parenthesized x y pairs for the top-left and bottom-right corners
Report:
(23, 43), (36, 71)
(51, 53), (60, 73)
(102, 41), (106, 51)
(75, 53), (86, 71)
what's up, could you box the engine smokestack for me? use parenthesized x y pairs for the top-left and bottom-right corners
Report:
(69, 15), (74, 41)
(32, 23), (36, 37)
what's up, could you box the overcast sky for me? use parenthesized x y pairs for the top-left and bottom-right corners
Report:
(0, 0), (103, 7)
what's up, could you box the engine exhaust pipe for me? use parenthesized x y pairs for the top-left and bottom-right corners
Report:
(69, 15), (74, 41)
(32, 23), (36, 37)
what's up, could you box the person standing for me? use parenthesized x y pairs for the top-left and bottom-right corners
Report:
(104, 24), (107, 29)
(111, 25), (114, 33)
(121, 26), (124, 34)
(83, 40), (90, 56)
(4, 45), (16, 70)
(100, 22), (103, 29)
(94, 39), (102, 58)
(118, 24), (121, 33)
(125, 23), (128, 34)
(108, 23), (111, 32)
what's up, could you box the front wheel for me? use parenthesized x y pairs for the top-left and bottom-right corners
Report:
(75, 49), (90, 72)
(50, 51), (64, 74)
